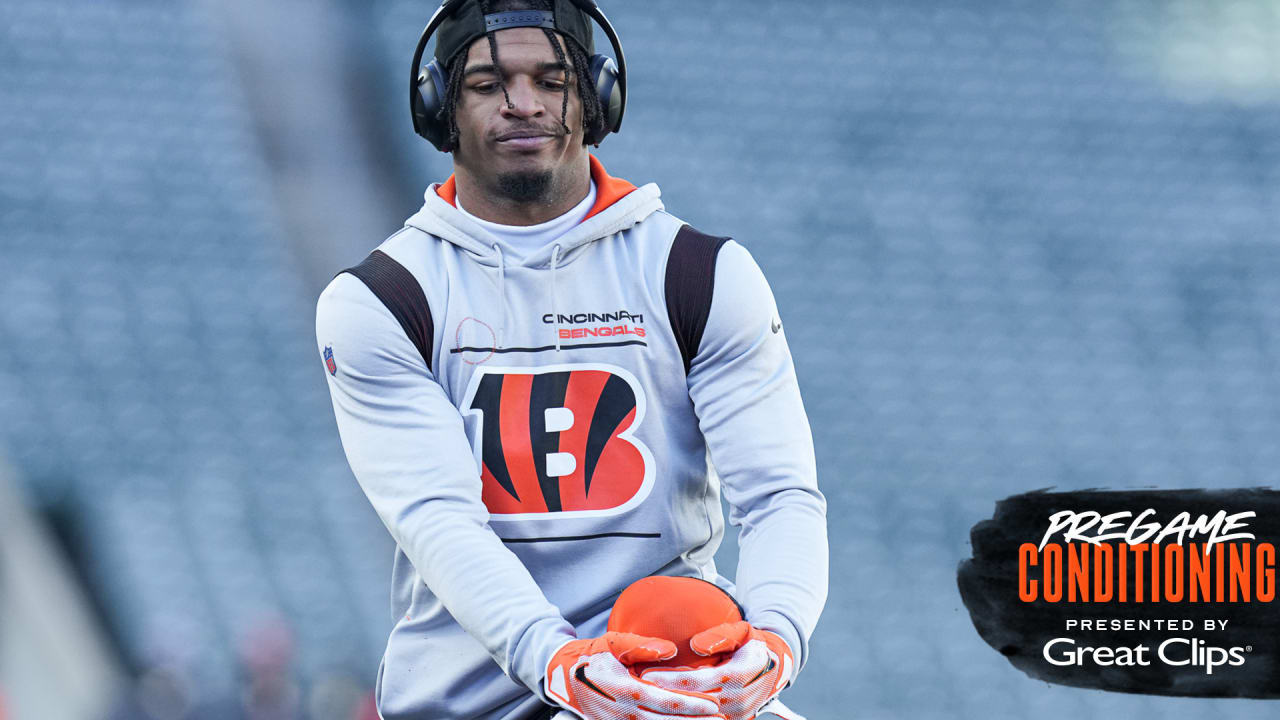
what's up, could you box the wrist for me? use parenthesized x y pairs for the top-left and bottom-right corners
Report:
(542, 637), (581, 708)
(746, 611), (801, 681)
(512, 619), (574, 704)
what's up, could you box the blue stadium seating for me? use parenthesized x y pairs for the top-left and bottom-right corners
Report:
(0, 0), (392, 697)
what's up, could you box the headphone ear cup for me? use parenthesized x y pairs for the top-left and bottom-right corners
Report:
(413, 60), (452, 151)
(586, 54), (621, 146)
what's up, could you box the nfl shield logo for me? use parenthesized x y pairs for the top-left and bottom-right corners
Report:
(323, 346), (337, 376)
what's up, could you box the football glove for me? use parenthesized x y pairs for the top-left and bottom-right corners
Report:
(641, 621), (794, 720)
(544, 632), (726, 720)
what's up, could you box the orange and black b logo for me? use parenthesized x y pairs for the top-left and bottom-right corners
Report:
(461, 364), (654, 517)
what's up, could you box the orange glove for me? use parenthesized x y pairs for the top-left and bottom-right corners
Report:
(641, 621), (794, 720)
(544, 632), (726, 720)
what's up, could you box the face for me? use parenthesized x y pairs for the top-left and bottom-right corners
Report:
(451, 27), (588, 201)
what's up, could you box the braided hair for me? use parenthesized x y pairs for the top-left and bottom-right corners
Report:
(442, 0), (604, 151)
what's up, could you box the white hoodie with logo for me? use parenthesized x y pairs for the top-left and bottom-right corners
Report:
(316, 156), (828, 720)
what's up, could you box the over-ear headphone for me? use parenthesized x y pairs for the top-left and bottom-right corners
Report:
(409, 0), (628, 152)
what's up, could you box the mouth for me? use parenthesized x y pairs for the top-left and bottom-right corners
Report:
(495, 130), (560, 150)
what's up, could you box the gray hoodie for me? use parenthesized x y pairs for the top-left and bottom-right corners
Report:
(316, 156), (827, 720)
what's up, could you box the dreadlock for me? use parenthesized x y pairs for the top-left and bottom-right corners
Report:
(442, 0), (605, 151)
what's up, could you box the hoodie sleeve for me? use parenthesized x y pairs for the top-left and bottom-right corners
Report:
(315, 272), (575, 699)
(684, 240), (829, 677)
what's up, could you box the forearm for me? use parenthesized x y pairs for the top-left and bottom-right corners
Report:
(733, 487), (828, 671)
(339, 432), (575, 694)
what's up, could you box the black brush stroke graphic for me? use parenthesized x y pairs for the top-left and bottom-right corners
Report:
(958, 489), (1280, 697)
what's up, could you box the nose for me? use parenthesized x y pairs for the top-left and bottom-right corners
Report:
(500, 76), (545, 120)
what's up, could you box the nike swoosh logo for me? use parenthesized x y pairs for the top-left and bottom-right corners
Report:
(745, 656), (777, 687)
(574, 665), (616, 701)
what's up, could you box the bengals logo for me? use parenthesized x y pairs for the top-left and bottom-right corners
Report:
(461, 364), (655, 518)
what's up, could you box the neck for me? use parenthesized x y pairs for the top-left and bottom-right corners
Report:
(452, 155), (591, 226)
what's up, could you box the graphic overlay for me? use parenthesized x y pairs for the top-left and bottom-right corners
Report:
(958, 489), (1280, 697)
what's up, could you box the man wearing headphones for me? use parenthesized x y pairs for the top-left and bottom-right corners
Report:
(316, 1), (827, 718)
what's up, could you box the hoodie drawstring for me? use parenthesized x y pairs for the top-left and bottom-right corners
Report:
(491, 243), (507, 348)
(550, 244), (562, 352)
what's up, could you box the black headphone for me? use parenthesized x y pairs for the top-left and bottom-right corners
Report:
(409, 0), (628, 152)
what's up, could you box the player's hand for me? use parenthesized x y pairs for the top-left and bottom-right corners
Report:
(544, 632), (727, 720)
(640, 621), (794, 720)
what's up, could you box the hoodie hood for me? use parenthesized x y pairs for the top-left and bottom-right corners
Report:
(404, 155), (664, 269)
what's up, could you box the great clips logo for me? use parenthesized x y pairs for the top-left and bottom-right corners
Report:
(959, 490), (1280, 697)
(461, 364), (655, 519)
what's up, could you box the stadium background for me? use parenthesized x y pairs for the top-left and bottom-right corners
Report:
(2, 0), (1279, 718)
